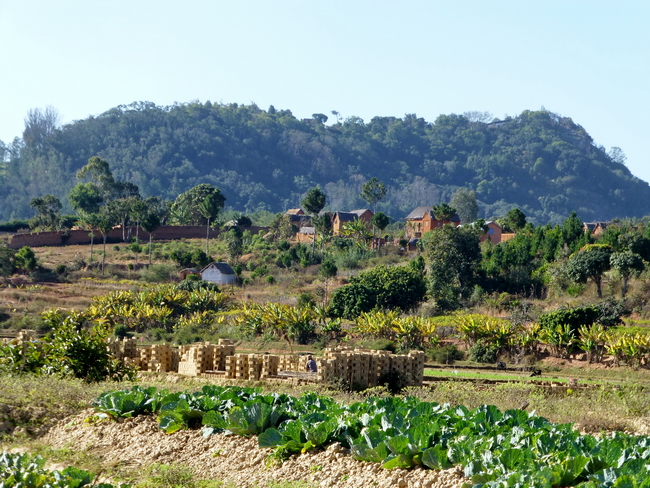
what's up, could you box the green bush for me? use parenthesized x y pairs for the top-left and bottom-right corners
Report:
(139, 264), (176, 283)
(469, 341), (498, 363)
(427, 344), (465, 364)
(328, 283), (376, 320)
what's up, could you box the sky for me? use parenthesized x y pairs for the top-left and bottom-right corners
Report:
(1, 1), (649, 181)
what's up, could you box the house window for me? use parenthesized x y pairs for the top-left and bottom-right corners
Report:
(488, 229), (494, 234)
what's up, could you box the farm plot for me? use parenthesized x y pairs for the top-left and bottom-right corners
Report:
(82, 385), (650, 487)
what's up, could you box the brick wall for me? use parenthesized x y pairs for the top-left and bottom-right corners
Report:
(7, 225), (268, 249)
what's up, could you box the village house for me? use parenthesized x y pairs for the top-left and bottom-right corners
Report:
(583, 221), (612, 237)
(332, 209), (374, 235)
(284, 208), (312, 228)
(404, 206), (460, 239)
(200, 262), (236, 286)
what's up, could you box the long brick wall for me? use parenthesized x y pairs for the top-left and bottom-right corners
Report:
(7, 225), (268, 249)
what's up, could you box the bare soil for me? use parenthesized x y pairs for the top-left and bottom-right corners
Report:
(44, 410), (467, 488)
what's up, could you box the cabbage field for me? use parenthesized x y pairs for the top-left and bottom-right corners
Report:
(93, 385), (650, 488)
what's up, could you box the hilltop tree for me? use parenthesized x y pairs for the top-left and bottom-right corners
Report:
(360, 177), (387, 214)
(76, 156), (116, 199)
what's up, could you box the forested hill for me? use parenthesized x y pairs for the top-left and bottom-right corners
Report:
(1, 101), (648, 224)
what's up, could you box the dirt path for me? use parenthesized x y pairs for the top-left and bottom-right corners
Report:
(44, 410), (466, 488)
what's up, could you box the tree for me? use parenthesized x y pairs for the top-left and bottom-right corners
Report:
(505, 208), (527, 232)
(610, 251), (644, 298)
(450, 188), (479, 223)
(96, 213), (115, 274)
(312, 213), (332, 254)
(432, 202), (457, 221)
(301, 187), (327, 257)
(341, 218), (373, 248)
(371, 212), (390, 248)
(77, 211), (101, 263)
(29, 195), (62, 231)
(140, 212), (161, 266)
(198, 192), (225, 254)
(312, 113), (328, 124)
(105, 196), (140, 242)
(23, 106), (60, 150)
(318, 260), (338, 306)
(422, 225), (481, 310)
(360, 177), (387, 214)
(0, 245), (16, 278)
(69, 182), (103, 214)
(172, 184), (225, 226)
(371, 212), (390, 234)
(76, 156), (116, 199)
(15, 247), (37, 273)
(566, 244), (613, 298)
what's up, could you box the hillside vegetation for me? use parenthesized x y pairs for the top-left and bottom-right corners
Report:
(1, 103), (647, 224)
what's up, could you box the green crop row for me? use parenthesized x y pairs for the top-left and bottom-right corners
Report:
(93, 386), (650, 488)
(0, 452), (128, 487)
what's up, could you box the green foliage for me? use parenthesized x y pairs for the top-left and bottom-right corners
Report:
(0, 244), (16, 277)
(328, 264), (426, 319)
(169, 246), (211, 269)
(328, 283), (376, 320)
(175, 279), (219, 292)
(92, 384), (650, 487)
(301, 187), (326, 216)
(0, 452), (127, 488)
(0, 220), (30, 232)
(427, 344), (464, 364)
(469, 341), (499, 363)
(14, 246), (37, 273)
(422, 225), (480, 309)
(140, 264), (176, 283)
(0, 309), (136, 382)
(171, 184), (225, 225)
(359, 177), (387, 213)
(5, 104), (648, 225)
(566, 244), (613, 297)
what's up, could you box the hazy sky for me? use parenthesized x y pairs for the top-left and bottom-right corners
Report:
(1, 1), (648, 181)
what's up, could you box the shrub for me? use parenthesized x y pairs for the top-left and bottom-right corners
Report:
(140, 264), (176, 283)
(266, 275), (275, 284)
(428, 344), (464, 364)
(297, 292), (316, 309)
(328, 283), (376, 320)
(175, 279), (219, 292)
(469, 341), (498, 363)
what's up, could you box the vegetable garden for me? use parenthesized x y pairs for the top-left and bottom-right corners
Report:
(90, 385), (650, 488)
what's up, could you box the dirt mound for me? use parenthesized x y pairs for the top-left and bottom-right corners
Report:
(44, 410), (466, 488)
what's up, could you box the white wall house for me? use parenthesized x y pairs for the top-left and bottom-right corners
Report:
(200, 262), (236, 285)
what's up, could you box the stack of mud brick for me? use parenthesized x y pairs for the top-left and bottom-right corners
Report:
(107, 337), (140, 366)
(224, 353), (280, 380)
(177, 339), (236, 376)
(139, 343), (174, 372)
(317, 347), (426, 388)
(278, 355), (303, 372)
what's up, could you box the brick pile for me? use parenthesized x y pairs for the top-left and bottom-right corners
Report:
(316, 347), (426, 388)
(139, 344), (174, 372)
(223, 353), (280, 380)
(177, 339), (236, 376)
